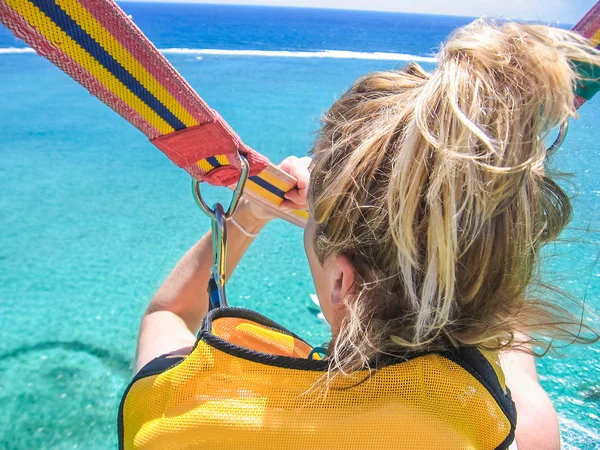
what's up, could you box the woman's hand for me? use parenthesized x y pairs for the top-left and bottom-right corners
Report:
(136, 156), (312, 372)
(246, 156), (311, 222)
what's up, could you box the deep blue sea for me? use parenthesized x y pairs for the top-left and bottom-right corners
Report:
(0, 3), (599, 448)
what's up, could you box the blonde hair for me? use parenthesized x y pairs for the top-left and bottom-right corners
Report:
(309, 19), (600, 375)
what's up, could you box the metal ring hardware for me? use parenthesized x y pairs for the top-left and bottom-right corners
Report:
(192, 156), (250, 220)
(546, 120), (569, 155)
(192, 156), (250, 309)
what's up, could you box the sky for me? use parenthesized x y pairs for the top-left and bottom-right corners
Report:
(120, 0), (596, 24)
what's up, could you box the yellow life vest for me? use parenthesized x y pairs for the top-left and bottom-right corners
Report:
(119, 308), (516, 450)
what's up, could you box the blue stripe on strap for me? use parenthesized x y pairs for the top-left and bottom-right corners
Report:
(29, 0), (186, 131)
(249, 175), (286, 199)
(206, 156), (222, 168)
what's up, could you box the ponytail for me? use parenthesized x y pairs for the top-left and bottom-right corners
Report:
(309, 19), (600, 375)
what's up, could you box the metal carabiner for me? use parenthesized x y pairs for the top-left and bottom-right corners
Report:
(192, 156), (250, 309)
(209, 203), (228, 308)
(546, 120), (569, 156)
(192, 156), (250, 219)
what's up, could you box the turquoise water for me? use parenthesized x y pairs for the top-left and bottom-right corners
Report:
(0, 4), (599, 448)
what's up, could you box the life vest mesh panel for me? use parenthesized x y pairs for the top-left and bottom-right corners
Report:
(120, 308), (514, 450)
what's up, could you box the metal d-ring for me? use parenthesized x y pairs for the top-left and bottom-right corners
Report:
(546, 120), (569, 155)
(192, 155), (250, 220)
(191, 155), (250, 309)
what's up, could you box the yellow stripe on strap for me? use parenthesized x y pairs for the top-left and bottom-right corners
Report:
(215, 155), (230, 166)
(591, 27), (600, 47)
(256, 167), (295, 192)
(246, 178), (287, 205)
(196, 158), (289, 206)
(194, 156), (308, 225)
(54, 0), (198, 128)
(7, 0), (175, 135)
(196, 155), (233, 174)
(292, 209), (310, 220)
(197, 158), (215, 173)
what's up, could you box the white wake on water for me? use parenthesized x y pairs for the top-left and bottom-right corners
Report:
(558, 415), (600, 449)
(310, 294), (326, 321)
(0, 47), (35, 54)
(159, 48), (438, 62)
(0, 46), (437, 62)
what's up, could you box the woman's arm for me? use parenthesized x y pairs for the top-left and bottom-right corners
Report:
(135, 156), (311, 373)
(135, 201), (269, 372)
(500, 345), (560, 450)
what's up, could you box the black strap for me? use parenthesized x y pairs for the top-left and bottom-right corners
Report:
(444, 347), (517, 449)
(117, 353), (186, 450)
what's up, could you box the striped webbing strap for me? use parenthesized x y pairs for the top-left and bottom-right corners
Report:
(0, 0), (308, 227)
(573, 0), (600, 108)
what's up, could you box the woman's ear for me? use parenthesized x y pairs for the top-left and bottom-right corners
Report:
(328, 254), (356, 306)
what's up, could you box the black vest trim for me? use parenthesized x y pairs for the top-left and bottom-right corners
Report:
(117, 353), (186, 450)
(443, 347), (517, 449)
(119, 308), (517, 449)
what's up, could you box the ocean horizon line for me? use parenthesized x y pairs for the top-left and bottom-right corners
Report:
(117, 1), (479, 20)
(0, 46), (438, 62)
(114, 1), (576, 25)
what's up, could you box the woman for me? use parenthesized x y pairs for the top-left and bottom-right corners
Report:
(121, 20), (600, 450)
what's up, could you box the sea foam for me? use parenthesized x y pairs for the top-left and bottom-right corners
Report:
(0, 47), (35, 54)
(159, 48), (437, 62)
(559, 416), (600, 441)
(0, 46), (437, 62)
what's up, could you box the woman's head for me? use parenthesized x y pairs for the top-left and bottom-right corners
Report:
(306, 19), (600, 374)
